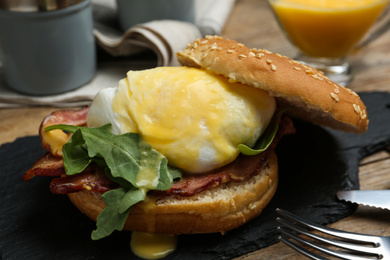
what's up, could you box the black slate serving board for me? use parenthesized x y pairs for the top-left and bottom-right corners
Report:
(1, 92), (390, 260)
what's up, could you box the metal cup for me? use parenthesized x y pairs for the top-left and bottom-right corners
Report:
(0, 0), (96, 95)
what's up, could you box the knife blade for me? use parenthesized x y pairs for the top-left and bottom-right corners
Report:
(337, 190), (390, 210)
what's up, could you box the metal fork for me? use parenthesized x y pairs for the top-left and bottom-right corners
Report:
(276, 208), (390, 260)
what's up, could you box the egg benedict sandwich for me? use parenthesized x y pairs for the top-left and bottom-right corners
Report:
(23, 36), (368, 243)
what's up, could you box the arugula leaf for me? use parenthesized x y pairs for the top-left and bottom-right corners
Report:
(45, 124), (181, 240)
(118, 188), (146, 214)
(238, 108), (289, 155)
(91, 188), (133, 240)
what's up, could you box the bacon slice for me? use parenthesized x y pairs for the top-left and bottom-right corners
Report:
(50, 167), (118, 194)
(23, 153), (65, 181)
(40, 106), (89, 157)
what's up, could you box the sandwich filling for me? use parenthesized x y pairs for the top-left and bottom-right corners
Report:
(86, 67), (276, 173)
(24, 66), (285, 240)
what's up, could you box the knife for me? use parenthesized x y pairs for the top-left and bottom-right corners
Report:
(337, 190), (390, 210)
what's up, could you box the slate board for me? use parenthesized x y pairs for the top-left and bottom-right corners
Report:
(1, 92), (390, 260)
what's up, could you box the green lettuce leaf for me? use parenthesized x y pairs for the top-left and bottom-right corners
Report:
(45, 124), (181, 240)
(238, 108), (288, 155)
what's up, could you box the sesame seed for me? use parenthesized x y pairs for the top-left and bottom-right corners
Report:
(330, 92), (339, 102)
(348, 89), (359, 96)
(334, 88), (340, 94)
(276, 53), (283, 58)
(353, 104), (367, 119)
(361, 110), (367, 119)
(294, 67), (301, 71)
(266, 59), (272, 64)
(217, 47), (222, 51)
(227, 49), (234, 54)
(200, 40), (208, 44)
(256, 53), (264, 59)
(271, 64), (277, 71)
(249, 51), (255, 57)
(353, 104), (361, 114)
(238, 43), (245, 47)
(239, 54), (247, 59)
(305, 69), (314, 75)
(211, 45), (218, 50)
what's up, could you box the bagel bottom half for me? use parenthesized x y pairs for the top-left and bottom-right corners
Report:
(67, 152), (278, 235)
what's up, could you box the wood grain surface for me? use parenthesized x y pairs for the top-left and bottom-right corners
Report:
(1, 0), (390, 259)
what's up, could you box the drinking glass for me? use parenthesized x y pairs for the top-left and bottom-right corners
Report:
(268, 0), (390, 86)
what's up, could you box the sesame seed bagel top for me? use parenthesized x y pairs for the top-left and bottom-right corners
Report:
(177, 36), (368, 133)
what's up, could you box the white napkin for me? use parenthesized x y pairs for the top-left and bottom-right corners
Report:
(0, 0), (235, 108)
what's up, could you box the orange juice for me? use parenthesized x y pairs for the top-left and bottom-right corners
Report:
(270, 0), (389, 58)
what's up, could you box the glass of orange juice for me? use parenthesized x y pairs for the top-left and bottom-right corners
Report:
(268, 0), (390, 85)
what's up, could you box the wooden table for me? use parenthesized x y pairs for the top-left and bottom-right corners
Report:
(1, 0), (390, 259)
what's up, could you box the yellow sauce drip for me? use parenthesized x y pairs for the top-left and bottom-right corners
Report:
(41, 129), (70, 156)
(130, 232), (177, 259)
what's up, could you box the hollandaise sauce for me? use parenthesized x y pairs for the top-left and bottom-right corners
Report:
(130, 232), (177, 259)
(86, 66), (275, 174)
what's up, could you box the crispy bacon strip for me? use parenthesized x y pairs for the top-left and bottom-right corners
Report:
(50, 167), (119, 194)
(40, 106), (89, 157)
(154, 153), (270, 196)
(23, 153), (65, 181)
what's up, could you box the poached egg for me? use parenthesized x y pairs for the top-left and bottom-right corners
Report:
(86, 66), (276, 173)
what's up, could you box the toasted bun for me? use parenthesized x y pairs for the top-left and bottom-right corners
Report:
(177, 36), (368, 133)
(68, 152), (278, 235)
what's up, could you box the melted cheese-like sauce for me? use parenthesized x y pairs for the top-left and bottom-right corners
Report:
(130, 232), (177, 259)
(86, 66), (275, 173)
(41, 129), (70, 156)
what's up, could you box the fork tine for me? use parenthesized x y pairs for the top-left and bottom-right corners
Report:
(276, 208), (384, 259)
(276, 208), (380, 245)
(278, 226), (376, 260)
(278, 234), (329, 260)
(276, 217), (380, 256)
